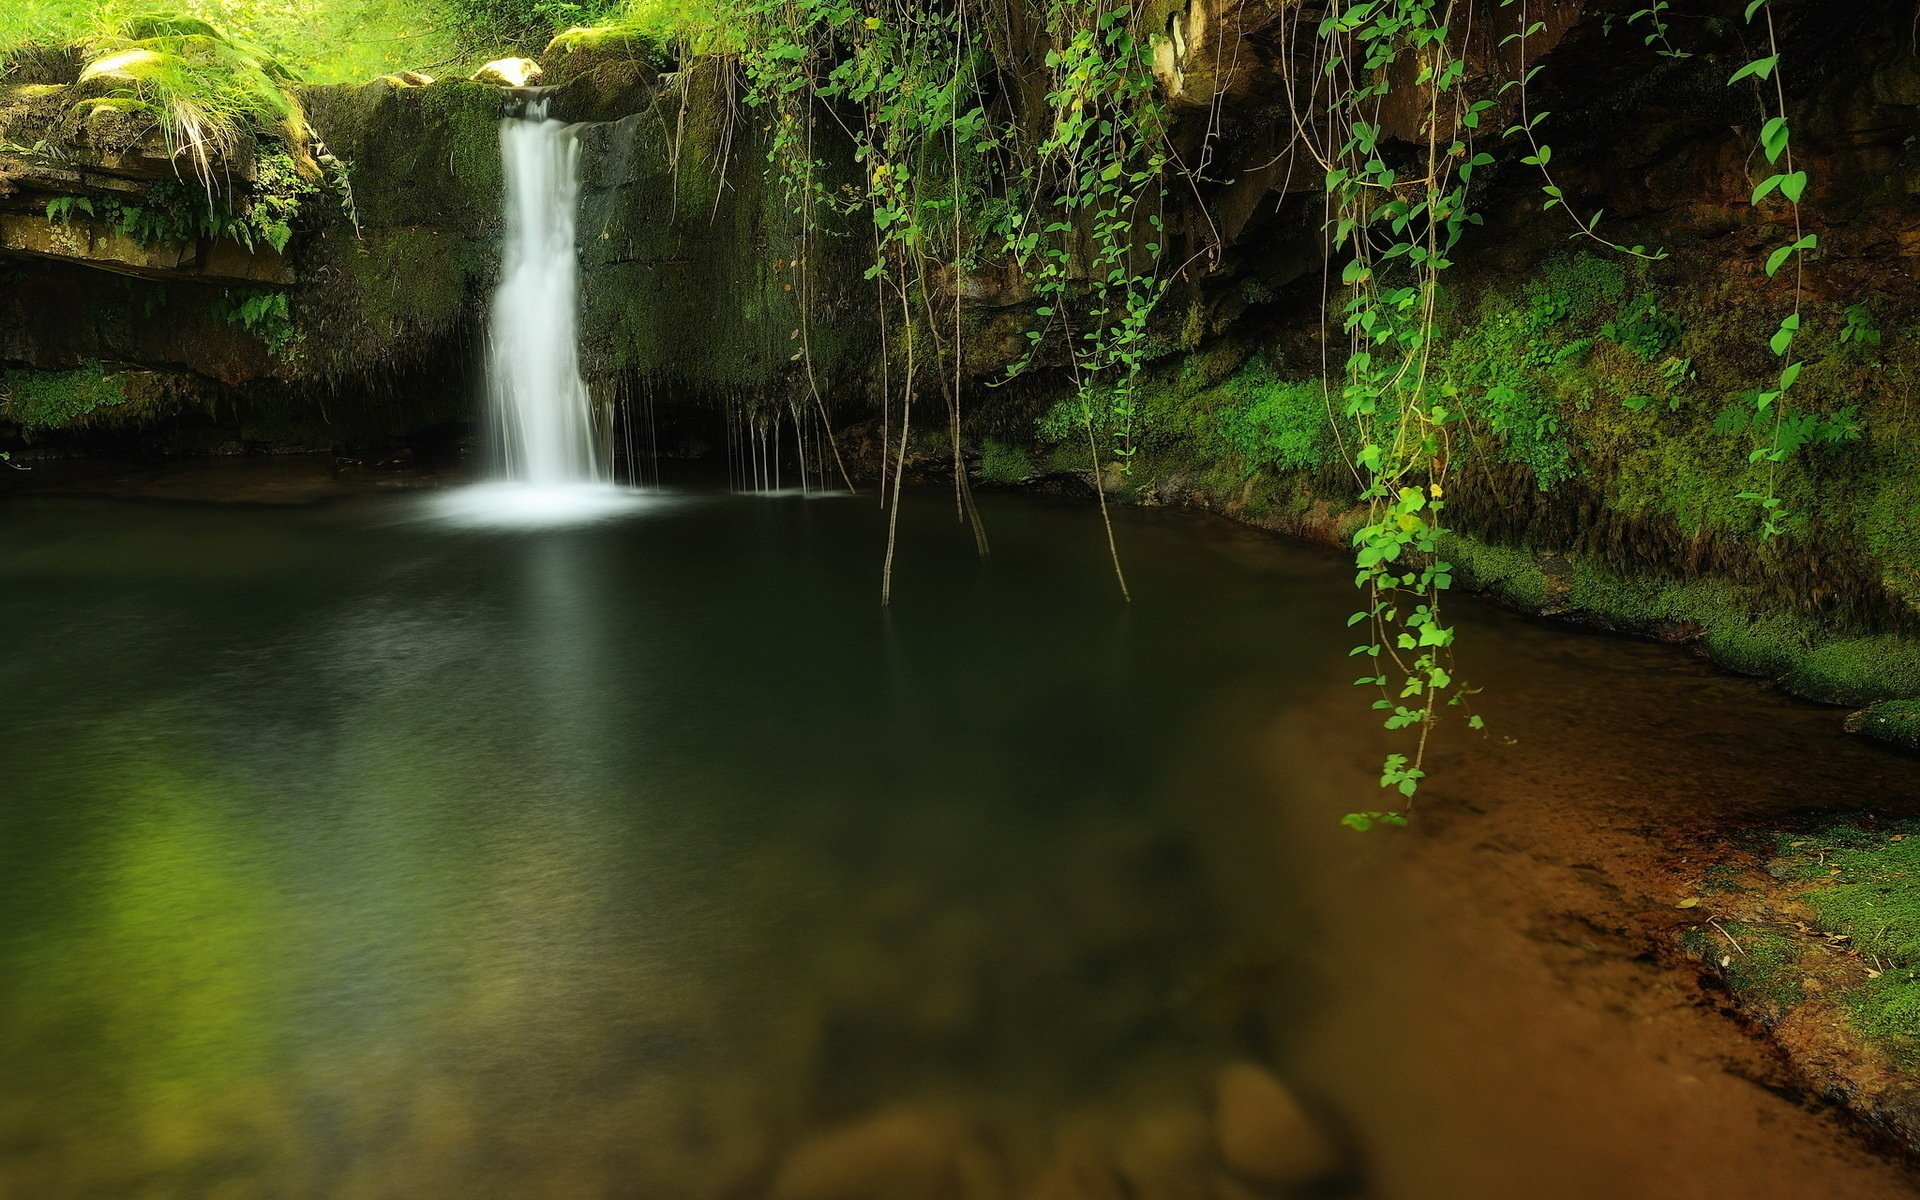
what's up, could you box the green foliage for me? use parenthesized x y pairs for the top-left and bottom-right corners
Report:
(1727, 0), (1818, 539)
(1, 3), (459, 84)
(1502, 2), (1665, 262)
(1442, 255), (1630, 492)
(1622, 3), (1689, 59)
(41, 145), (319, 253)
(1839, 302), (1881, 348)
(0, 362), (131, 431)
(1036, 393), (1094, 446)
(242, 145), (318, 252)
(1481, 382), (1571, 489)
(1320, 0), (1483, 821)
(217, 288), (298, 355)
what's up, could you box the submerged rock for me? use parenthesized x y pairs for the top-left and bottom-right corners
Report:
(772, 1108), (997, 1200)
(1114, 1107), (1213, 1200)
(1211, 1062), (1338, 1190)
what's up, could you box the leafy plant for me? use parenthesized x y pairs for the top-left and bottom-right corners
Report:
(39, 144), (318, 253)
(217, 287), (298, 355)
(1601, 294), (1682, 361)
(1838, 302), (1881, 348)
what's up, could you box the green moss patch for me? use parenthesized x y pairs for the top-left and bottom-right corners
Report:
(978, 439), (1031, 484)
(2, 362), (132, 431)
(1680, 920), (1805, 1019)
(1848, 701), (1920, 753)
(1442, 534), (1550, 610)
(1767, 822), (1920, 1064)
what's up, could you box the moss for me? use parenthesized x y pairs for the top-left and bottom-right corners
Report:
(1698, 613), (1802, 679)
(294, 225), (487, 381)
(1849, 700), (1920, 752)
(1681, 921), (1805, 1018)
(566, 66), (868, 400)
(1858, 469), (1920, 611)
(1443, 534), (1549, 610)
(301, 79), (504, 233)
(979, 438), (1031, 484)
(541, 25), (670, 85)
(1848, 973), (1920, 1064)
(1773, 822), (1920, 1063)
(1, 362), (131, 430)
(1210, 360), (1334, 474)
(1785, 637), (1920, 706)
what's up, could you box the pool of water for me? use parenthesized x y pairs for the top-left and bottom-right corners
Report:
(0, 478), (1914, 1199)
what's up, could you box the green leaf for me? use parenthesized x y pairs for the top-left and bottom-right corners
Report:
(1729, 55), (1778, 85)
(1760, 116), (1790, 164)
(1769, 313), (1799, 355)
(1765, 233), (1817, 277)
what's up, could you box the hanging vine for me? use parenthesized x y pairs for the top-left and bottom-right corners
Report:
(720, 0), (1833, 821)
(1302, 0), (1485, 829)
(1728, 0), (1817, 540)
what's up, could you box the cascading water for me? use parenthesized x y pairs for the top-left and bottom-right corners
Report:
(435, 95), (639, 527)
(489, 97), (598, 485)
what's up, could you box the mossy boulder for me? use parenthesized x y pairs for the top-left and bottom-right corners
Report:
(542, 26), (670, 86)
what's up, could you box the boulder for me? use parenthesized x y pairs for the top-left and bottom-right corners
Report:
(541, 26), (669, 86)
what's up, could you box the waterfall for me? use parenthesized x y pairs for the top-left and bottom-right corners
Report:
(489, 98), (600, 485)
(434, 97), (641, 528)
